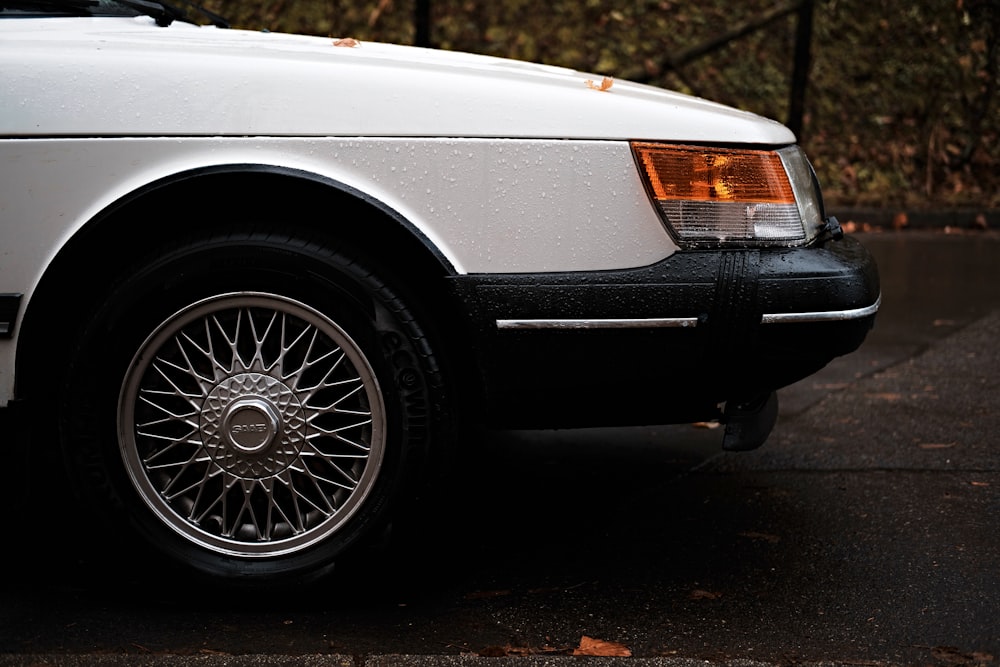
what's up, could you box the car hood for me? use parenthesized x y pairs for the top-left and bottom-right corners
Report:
(0, 16), (795, 144)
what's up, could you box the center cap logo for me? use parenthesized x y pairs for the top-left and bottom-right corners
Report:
(222, 398), (281, 454)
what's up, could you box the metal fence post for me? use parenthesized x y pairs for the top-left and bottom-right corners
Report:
(787, 0), (814, 140)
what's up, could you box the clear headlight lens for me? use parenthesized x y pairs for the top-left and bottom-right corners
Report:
(632, 142), (825, 248)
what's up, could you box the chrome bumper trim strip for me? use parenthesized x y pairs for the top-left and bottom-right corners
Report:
(761, 294), (882, 324)
(496, 294), (880, 331)
(496, 317), (700, 330)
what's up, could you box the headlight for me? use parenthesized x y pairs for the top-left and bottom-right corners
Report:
(631, 142), (825, 248)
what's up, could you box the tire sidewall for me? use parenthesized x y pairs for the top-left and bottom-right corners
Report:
(61, 234), (434, 582)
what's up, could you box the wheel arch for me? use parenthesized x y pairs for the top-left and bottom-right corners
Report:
(17, 165), (472, 410)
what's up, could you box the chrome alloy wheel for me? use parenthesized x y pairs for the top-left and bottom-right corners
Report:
(118, 292), (386, 558)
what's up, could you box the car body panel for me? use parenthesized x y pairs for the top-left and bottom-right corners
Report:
(0, 16), (795, 144)
(0, 135), (679, 404)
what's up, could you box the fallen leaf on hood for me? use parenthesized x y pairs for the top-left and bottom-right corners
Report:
(585, 77), (614, 92)
(573, 636), (631, 657)
(333, 37), (361, 47)
(919, 442), (956, 450)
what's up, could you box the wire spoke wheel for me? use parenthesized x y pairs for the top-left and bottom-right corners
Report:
(118, 292), (386, 558)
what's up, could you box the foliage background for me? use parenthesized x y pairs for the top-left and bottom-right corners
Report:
(201, 0), (999, 210)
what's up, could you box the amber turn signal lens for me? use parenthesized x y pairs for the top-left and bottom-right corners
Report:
(632, 143), (795, 204)
(631, 142), (809, 247)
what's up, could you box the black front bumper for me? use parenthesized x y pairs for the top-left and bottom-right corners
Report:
(447, 235), (879, 428)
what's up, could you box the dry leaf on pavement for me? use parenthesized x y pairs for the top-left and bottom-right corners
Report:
(572, 636), (631, 657)
(689, 589), (722, 600)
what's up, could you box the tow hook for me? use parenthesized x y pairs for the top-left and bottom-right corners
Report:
(721, 391), (779, 451)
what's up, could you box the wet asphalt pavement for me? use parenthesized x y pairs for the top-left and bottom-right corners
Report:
(1, 230), (998, 666)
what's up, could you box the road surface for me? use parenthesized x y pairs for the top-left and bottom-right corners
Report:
(2, 230), (997, 666)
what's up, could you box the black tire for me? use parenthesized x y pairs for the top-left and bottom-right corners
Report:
(60, 229), (445, 583)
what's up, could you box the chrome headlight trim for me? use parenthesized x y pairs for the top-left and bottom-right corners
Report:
(777, 145), (825, 245)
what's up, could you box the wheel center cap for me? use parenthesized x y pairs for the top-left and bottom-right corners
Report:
(222, 397), (280, 453)
(200, 372), (307, 478)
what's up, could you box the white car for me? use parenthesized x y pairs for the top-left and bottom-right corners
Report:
(0, 1), (879, 582)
